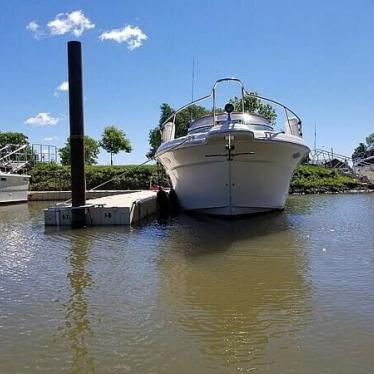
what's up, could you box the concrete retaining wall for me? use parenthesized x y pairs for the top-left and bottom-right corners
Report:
(354, 166), (374, 183)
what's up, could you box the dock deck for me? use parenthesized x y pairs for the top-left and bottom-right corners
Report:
(44, 190), (158, 226)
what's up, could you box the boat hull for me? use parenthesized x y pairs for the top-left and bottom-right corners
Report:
(0, 174), (30, 204)
(157, 134), (309, 216)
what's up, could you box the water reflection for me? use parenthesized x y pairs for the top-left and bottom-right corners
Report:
(2, 197), (374, 372)
(176, 211), (292, 254)
(64, 232), (95, 373)
(157, 213), (311, 370)
(0, 203), (36, 278)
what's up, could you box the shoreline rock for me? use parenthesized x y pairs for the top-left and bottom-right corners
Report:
(290, 186), (374, 195)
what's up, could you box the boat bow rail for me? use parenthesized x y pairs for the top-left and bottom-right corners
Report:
(159, 77), (304, 143)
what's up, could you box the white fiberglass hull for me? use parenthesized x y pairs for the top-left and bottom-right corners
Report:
(0, 173), (30, 203)
(157, 132), (309, 216)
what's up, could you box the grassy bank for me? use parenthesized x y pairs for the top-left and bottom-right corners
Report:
(30, 163), (367, 193)
(290, 164), (362, 193)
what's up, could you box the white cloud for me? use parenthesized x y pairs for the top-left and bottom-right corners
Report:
(43, 136), (58, 142)
(25, 113), (59, 126)
(99, 25), (147, 50)
(58, 81), (69, 91)
(26, 20), (45, 39)
(47, 10), (95, 37)
(54, 81), (69, 97)
(26, 20), (39, 32)
(27, 10), (94, 39)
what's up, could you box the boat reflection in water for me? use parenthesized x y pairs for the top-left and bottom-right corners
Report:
(2, 197), (374, 373)
(53, 212), (311, 372)
(42, 208), (312, 372)
(156, 212), (311, 371)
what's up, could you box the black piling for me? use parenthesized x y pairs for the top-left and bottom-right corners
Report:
(168, 188), (180, 216)
(68, 41), (86, 228)
(157, 188), (180, 219)
(157, 187), (171, 219)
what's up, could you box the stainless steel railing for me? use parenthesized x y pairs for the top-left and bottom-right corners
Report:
(0, 143), (60, 173)
(159, 77), (303, 136)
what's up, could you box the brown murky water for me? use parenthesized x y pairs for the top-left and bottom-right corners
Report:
(1, 194), (374, 373)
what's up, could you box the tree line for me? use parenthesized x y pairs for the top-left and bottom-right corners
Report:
(1, 95), (278, 165)
(5, 99), (371, 166)
(59, 125), (131, 165)
(0, 126), (132, 166)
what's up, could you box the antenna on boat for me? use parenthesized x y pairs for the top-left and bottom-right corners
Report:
(191, 56), (195, 102)
(190, 56), (195, 122)
(314, 123), (317, 151)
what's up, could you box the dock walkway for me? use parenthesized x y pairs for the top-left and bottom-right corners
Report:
(44, 190), (158, 226)
(29, 190), (136, 201)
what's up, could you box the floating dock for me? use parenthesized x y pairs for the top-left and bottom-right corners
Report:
(44, 42), (164, 228)
(29, 190), (138, 201)
(44, 190), (158, 226)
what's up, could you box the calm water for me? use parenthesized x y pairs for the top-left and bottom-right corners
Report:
(0, 194), (374, 373)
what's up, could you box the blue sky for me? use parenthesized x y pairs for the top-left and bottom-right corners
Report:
(1, 0), (373, 164)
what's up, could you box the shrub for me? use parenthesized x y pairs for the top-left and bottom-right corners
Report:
(30, 164), (160, 191)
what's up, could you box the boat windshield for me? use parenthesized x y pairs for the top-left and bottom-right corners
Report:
(187, 112), (273, 134)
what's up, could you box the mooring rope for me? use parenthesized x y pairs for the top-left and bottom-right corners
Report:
(56, 135), (192, 206)
(88, 136), (191, 192)
(89, 157), (154, 191)
(56, 157), (154, 205)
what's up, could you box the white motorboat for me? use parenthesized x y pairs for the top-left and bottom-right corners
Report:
(0, 144), (30, 204)
(155, 78), (310, 216)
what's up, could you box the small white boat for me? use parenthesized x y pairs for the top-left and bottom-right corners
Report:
(155, 78), (310, 216)
(0, 144), (30, 204)
(0, 173), (30, 203)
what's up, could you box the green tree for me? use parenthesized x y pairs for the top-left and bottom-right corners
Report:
(59, 136), (100, 165)
(146, 103), (174, 159)
(230, 95), (277, 124)
(147, 103), (210, 158)
(100, 125), (132, 165)
(147, 96), (276, 158)
(366, 133), (374, 146)
(147, 127), (162, 159)
(352, 142), (368, 160)
(0, 131), (29, 148)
